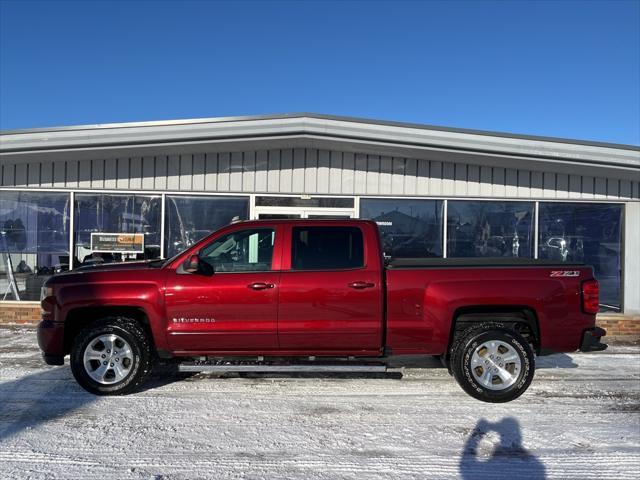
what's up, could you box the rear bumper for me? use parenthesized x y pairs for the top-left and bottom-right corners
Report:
(580, 327), (608, 352)
(37, 320), (65, 365)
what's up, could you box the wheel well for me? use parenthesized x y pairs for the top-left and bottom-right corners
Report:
(63, 306), (153, 355)
(448, 306), (540, 355)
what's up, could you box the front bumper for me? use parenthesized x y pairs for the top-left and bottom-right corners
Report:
(580, 327), (608, 352)
(37, 320), (65, 365)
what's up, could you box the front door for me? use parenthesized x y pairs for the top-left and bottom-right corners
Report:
(277, 224), (383, 353)
(165, 226), (281, 352)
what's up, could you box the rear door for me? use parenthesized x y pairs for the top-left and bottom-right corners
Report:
(277, 223), (383, 353)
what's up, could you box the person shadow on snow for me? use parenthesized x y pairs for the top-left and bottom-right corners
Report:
(459, 417), (546, 480)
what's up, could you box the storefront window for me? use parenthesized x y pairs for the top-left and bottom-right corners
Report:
(359, 198), (443, 258)
(0, 191), (70, 300)
(74, 194), (161, 266)
(539, 203), (623, 312)
(165, 195), (249, 258)
(447, 201), (534, 258)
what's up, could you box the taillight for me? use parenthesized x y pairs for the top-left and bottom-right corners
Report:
(582, 279), (599, 314)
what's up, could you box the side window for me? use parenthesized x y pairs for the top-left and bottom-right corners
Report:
(200, 228), (275, 272)
(291, 226), (364, 270)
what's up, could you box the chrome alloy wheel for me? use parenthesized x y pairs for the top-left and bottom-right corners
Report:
(83, 334), (134, 384)
(470, 340), (522, 391)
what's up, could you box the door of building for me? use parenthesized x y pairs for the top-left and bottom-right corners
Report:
(254, 208), (354, 220)
(253, 195), (355, 220)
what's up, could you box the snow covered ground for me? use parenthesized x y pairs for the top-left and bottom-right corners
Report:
(0, 327), (638, 480)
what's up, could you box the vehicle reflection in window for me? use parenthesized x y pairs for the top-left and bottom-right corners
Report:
(360, 198), (443, 258)
(538, 203), (623, 312)
(447, 201), (534, 258)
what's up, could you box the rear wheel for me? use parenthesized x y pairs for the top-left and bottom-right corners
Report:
(450, 323), (535, 403)
(70, 317), (152, 395)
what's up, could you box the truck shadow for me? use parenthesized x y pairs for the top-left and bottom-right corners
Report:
(459, 417), (546, 480)
(536, 353), (578, 369)
(0, 367), (94, 442)
(147, 352), (578, 385)
(223, 371), (404, 380)
(0, 365), (181, 441)
(136, 363), (197, 392)
(393, 353), (578, 370)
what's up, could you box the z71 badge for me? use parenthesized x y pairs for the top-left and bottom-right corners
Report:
(550, 270), (580, 277)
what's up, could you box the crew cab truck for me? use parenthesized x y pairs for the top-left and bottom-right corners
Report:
(37, 219), (607, 402)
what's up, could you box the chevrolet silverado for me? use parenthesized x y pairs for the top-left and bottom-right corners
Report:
(37, 219), (607, 402)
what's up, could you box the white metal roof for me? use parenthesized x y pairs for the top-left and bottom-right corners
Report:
(1, 113), (638, 178)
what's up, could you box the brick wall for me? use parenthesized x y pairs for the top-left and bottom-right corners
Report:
(0, 302), (42, 325)
(1, 303), (638, 344)
(595, 314), (640, 344)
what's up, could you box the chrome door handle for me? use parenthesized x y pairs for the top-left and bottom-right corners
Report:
(348, 281), (375, 289)
(248, 282), (274, 290)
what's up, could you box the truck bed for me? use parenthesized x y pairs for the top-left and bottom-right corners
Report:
(384, 263), (594, 356)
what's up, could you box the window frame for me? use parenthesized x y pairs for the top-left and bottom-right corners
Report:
(0, 190), (72, 301)
(74, 192), (162, 266)
(445, 199), (535, 259)
(164, 194), (250, 259)
(359, 197), (444, 259)
(537, 201), (624, 312)
(0, 185), (628, 312)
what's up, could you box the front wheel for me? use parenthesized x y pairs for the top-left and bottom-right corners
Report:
(70, 317), (152, 395)
(450, 323), (535, 403)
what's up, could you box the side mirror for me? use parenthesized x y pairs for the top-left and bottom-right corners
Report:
(182, 254), (214, 275)
(183, 254), (200, 273)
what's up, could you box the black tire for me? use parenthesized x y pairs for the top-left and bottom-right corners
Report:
(450, 322), (535, 403)
(70, 316), (153, 395)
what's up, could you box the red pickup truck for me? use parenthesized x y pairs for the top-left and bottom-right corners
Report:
(37, 219), (606, 402)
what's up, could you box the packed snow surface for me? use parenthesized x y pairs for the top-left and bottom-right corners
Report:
(0, 327), (638, 479)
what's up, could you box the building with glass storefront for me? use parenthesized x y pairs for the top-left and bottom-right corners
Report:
(0, 114), (638, 332)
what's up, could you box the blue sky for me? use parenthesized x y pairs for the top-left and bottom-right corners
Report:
(1, 0), (639, 145)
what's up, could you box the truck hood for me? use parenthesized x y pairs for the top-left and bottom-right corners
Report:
(46, 260), (164, 285)
(73, 260), (163, 273)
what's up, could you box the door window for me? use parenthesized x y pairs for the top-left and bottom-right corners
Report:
(200, 228), (275, 272)
(291, 226), (364, 270)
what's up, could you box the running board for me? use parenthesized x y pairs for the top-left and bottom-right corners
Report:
(178, 362), (388, 373)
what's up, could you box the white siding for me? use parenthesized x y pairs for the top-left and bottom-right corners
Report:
(292, 148), (305, 193)
(1, 147), (638, 200)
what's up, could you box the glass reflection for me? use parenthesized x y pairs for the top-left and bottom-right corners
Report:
(74, 194), (161, 266)
(165, 196), (249, 258)
(447, 201), (534, 258)
(360, 198), (443, 258)
(539, 202), (622, 312)
(0, 192), (70, 300)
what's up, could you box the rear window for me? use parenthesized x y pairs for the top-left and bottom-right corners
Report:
(291, 226), (364, 270)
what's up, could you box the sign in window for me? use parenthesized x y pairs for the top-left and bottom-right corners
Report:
(90, 233), (145, 253)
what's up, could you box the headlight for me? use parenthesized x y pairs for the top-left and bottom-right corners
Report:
(40, 286), (54, 301)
